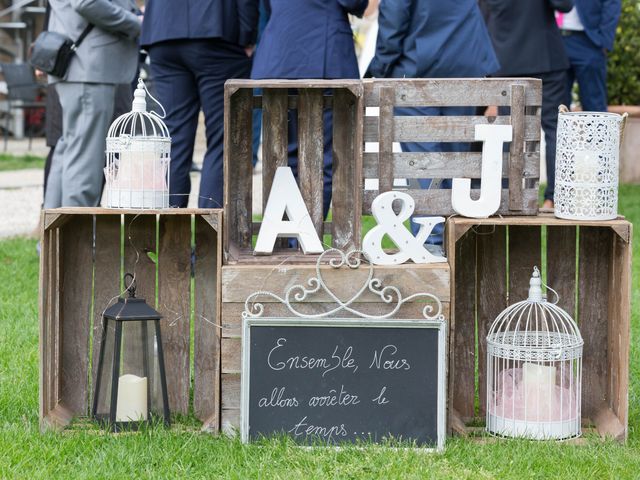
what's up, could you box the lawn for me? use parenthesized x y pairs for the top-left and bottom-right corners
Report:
(0, 154), (45, 172)
(1, 187), (639, 478)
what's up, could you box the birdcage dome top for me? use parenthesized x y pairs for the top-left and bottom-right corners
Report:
(107, 79), (170, 141)
(487, 267), (583, 355)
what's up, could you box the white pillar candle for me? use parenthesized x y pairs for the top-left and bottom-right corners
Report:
(574, 150), (599, 183)
(523, 363), (556, 419)
(116, 374), (148, 422)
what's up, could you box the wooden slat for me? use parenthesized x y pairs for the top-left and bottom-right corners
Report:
(123, 215), (156, 377)
(332, 87), (362, 251)
(222, 263), (450, 304)
(60, 216), (94, 415)
(476, 225), (507, 417)
(446, 214), (630, 230)
(262, 89), (289, 213)
(194, 214), (221, 429)
(252, 94), (334, 110)
(377, 86), (394, 193)
(363, 151), (539, 178)
(547, 226), (577, 317)
(607, 226), (631, 439)
(224, 88), (253, 251)
(157, 215), (192, 414)
(221, 373), (241, 410)
(508, 225), (541, 303)
(49, 207), (219, 216)
(579, 227), (613, 419)
(222, 337), (242, 374)
(227, 78), (362, 91)
(363, 78), (542, 107)
(91, 215), (122, 408)
(508, 84), (526, 211)
(363, 188), (539, 216)
(363, 116), (540, 142)
(451, 229), (477, 421)
(298, 89), (324, 238)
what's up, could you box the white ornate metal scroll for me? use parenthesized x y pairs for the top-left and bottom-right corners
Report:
(242, 249), (445, 321)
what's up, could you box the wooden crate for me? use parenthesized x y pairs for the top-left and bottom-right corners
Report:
(39, 208), (222, 431)
(224, 79), (364, 262)
(445, 214), (632, 440)
(219, 261), (450, 432)
(362, 78), (542, 216)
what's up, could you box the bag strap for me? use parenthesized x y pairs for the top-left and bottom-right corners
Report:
(73, 22), (95, 49)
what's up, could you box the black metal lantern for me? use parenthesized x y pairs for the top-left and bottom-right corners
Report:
(92, 274), (170, 431)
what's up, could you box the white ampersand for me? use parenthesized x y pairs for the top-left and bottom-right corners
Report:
(363, 191), (446, 265)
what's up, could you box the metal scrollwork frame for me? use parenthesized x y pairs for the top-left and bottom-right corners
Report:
(242, 249), (445, 321)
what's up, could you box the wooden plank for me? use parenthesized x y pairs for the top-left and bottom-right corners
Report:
(262, 89), (289, 213)
(298, 89), (325, 238)
(363, 78), (542, 107)
(222, 407), (240, 435)
(508, 225), (541, 303)
(451, 228), (477, 421)
(446, 214), (630, 229)
(547, 226), (577, 317)
(221, 373), (241, 410)
(49, 207), (219, 216)
(508, 84), (526, 211)
(123, 215), (156, 377)
(60, 216), (94, 416)
(194, 215), (221, 429)
(607, 226), (632, 439)
(377, 86), (395, 193)
(363, 115), (540, 142)
(222, 263), (450, 304)
(222, 337), (242, 374)
(224, 88), (253, 251)
(476, 225), (507, 417)
(157, 215), (192, 415)
(363, 151), (539, 178)
(252, 94), (334, 110)
(91, 215), (122, 409)
(363, 188), (539, 216)
(578, 227), (612, 419)
(332, 87), (363, 251)
(227, 78), (362, 91)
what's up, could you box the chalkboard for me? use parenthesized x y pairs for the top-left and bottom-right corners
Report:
(241, 318), (446, 450)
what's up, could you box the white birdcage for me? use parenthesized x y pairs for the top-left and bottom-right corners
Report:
(104, 79), (171, 209)
(554, 106), (627, 220)
(486, 267), (583, 440)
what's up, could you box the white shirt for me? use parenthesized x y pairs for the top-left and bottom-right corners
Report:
(562, 7), (585, 31)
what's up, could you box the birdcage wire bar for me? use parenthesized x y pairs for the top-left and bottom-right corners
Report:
(486, 267), (583, 440)
(104, 79), (171, 209)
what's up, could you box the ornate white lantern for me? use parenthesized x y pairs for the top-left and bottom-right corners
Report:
(486, 267), (583, 440)
(104, 79), (171, 209)
(554, 106), (627, 220)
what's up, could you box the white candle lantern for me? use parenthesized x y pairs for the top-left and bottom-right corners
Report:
(486, 267), (583, 440)
(554, 106), (628, 220)
(104, 79), (171, 209)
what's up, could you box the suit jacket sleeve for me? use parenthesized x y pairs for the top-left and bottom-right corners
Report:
(548, 0), (573, 13)
(237, 0), (260, 46)
(70, 0), (140, 38)
(337, 0), (369, 18)
(366, 0), (412, 77)
(599, 0), (621, 50)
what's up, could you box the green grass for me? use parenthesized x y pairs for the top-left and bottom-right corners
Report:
(1, 187), (640, 478)
(0, 153), (45, 171)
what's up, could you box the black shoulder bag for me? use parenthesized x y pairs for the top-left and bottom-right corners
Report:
(30, 3), (94, 77)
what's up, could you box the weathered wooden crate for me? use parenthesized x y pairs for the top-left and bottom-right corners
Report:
(219, 262), (450, 432)
(39, 208), (222, 431)
(224, 79), (364, 262)
(362, 78), (542, 216)
(445, 214), (632, 440)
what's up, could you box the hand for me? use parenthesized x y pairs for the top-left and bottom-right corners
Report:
(244, 44), (255, 57)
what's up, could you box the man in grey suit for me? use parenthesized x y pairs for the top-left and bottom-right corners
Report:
(44, 0), (141, 209)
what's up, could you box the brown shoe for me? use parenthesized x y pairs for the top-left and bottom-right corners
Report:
(542, 199), (554, 210)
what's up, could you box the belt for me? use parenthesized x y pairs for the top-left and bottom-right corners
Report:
(561, 30), (585, 37)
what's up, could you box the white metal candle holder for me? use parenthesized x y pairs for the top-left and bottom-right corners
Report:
(554, 105), (628, 220)
(104, 79), (171, 209)
(486, 267), (583, 440)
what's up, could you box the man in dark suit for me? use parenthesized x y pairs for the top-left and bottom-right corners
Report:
(558, 0), (621, 112)
(481, 0), (574, 209)
(140, 0), (259, 208)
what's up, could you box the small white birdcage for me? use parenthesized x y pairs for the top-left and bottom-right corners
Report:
(104, 79), (171, 209)
(554, 106), (627, 220)
(486, 267), (583, 440)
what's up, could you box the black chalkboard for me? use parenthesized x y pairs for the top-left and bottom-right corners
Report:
(240, 319), (446, 449)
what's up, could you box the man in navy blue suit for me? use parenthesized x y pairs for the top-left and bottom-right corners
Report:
(140, 0), (259, 208)
(559, 0), (621, 112)
(366, 0), (499, 246)
(251, 0), (368, 218)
